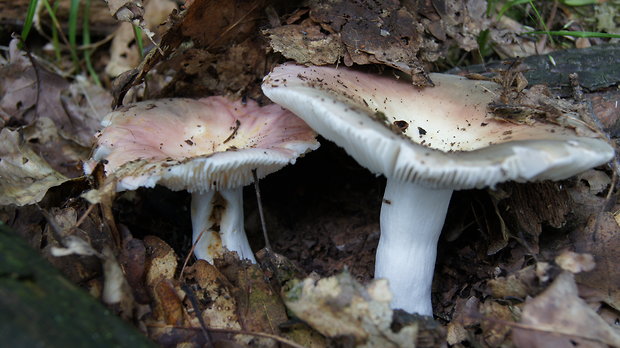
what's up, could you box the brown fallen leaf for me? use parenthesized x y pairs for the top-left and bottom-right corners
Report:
(572, 212), (620, 310)
(555, 250), (596, 274)
(1, 39), (112, 176)
(486, 262), (553, 300)
(215, 253), (290, 347)
(144, 235), (178, 287)
(512, 272), (620, 347)
(264, 20), (345, 66)
(106, 0), (178, 77)
(284, 271), (421, 348)
(0, 128), (68, 206)
(186, 261), (241, 331)
(310, 0), (428, 82)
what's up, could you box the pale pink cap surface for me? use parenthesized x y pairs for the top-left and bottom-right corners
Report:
(86, 96), (319, 192)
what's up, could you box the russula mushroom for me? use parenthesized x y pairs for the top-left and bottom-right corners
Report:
(85, 96), (318, 263)
(262, 63), (614, 315)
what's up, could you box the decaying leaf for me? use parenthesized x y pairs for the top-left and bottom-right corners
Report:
(576, 169), (612, 195)
(144, 235), (178, 287)
(186, 261), (241, 331)
(494, 182), (572, 254)
(0, 40), (68, 127)
(479, 300), (516, 347)
(284, 271), (420, 347)
(309, 0), (428, 82)
(105, 0), (143, 19)
(264, 20), (345, 66)
(263, 0), (491, 83)
(50, 234), (100, 257)
(101, 245), (136, 319)
(1, 39), (111, 177)
(0, 128), (68, 206)
(106, 0), (178, 77)
(572, 213), (620, 310)
(216, 253), (290, 346)
(555, 250), (596, 274)
(513, 272), (620, 347)
(487, 262), (553, 300)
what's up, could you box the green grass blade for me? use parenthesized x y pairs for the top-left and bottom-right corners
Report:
(497, 0), (532, 19)
(82, 0), (101, 86)
(21, 0), (40, 42)
(560, 0), (598, 6)
(68, 0), (80, 68)
(132, 24), (145, 60)
(526, 30), (620, 38)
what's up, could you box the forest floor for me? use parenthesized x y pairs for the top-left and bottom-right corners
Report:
(1, 0), (619, 347)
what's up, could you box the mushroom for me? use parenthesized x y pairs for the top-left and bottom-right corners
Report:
(261, 63), (614, 315)
(85, 96), (318, 263)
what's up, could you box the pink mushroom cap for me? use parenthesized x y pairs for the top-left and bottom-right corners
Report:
(85, 96), (319, 192)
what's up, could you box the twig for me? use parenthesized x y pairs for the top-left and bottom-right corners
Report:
(75, 204), (95, 228)
(252, 169), (271, 250)
(181, 283), (214, 348)
(146, 323), (307, 348)
(179, 229), (205, 280)
(465, 311), (616, 346)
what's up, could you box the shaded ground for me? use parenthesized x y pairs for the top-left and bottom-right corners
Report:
(1, 0), (619, 347)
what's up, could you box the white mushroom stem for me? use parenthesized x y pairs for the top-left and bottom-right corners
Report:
(376, 180), (453, 315)
(191, 188), (256, 263)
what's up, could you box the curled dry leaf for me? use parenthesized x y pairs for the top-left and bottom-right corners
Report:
(0, 128), (68, 206)
(512, 272), (620, 347)
(264, 0), (490, 80)
(106, 0), (178, 77)
(105, 0), (144, 22)
(284, 271), (420, 348)
(144, 235), (178, 287)
(186, 261), (240, 331)
(576, 169), (612, 195)
(264, 20), (345, 66)
(101, 245), (136, 320)
(50, 235), (100, 257)
(555, 251), (596, 274)
(572, 213), (620, 310)
(215, 253), (290, 346)
(486, 262), (553, 300)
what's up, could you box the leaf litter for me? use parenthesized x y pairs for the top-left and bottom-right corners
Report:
(1, 0), (620, 347)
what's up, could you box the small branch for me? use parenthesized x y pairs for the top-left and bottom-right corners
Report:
(252, 169), (271, 250)
(179, 229), (205, 280)
(465, 312), (616, 346)
(146, 323), (307, 348)
(181, 283), (214, 348)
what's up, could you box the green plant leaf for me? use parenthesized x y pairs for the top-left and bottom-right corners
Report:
(526, 30), (620, 38)
(21, 0), (40, 42)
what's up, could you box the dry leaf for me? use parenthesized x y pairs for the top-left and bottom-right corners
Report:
(555, 251), (596, 274)
(0, 128), (68, 206)
(106, 0), (177, 77)
(284, 271), (419, 348)
(513, 272), (620, 347)
(144, 235), (178, 287)
(102, 245), (136, 319)
(187, 260), (241, 331)
(573, 213), (620, 310)
(487, 262), (552, 300)
(264, 21), (345, 66)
